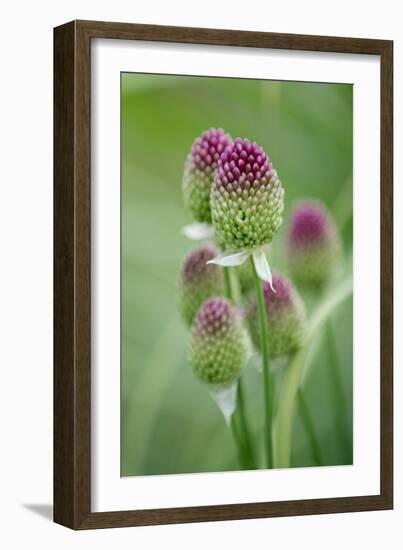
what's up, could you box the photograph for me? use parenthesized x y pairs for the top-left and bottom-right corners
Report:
(1, 0), (396, 540)
(121, 72), (353, 476)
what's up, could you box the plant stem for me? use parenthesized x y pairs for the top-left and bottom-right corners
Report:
(250, 256), (273, 469)
(274, 275), (352, 468)
(298, 388), (325, 466)
(237, 381), (255, 468)
(223, 266), (233, 302)
(230, 413), (246, 469)
(326, 323), (351, 458)
(223, 265), (255, 469)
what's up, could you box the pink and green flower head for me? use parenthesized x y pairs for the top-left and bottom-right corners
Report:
(287, 200), (342, 287)
(179, 244), (225, 326)
(248, 273), (306, 359)
(182, 128), (233, 227)
(211, 138), (284, 251)
(209, 138), (284, 290)
(189, 297), (248, 386)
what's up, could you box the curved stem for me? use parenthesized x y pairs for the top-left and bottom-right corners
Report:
(298, 388), (325, 466)
(250, 256), (273, 469)
(274, 275), (352, 468)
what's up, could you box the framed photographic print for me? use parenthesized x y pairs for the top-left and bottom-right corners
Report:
(54, 20), (393, 529)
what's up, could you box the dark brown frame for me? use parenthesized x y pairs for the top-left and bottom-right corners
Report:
(54, 19), (393, 530)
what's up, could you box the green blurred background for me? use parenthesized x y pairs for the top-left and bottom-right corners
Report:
(121, 73), (353, 476)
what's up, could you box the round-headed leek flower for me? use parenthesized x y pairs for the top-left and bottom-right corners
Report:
(248, 273), (306, 359)
(208, 138), (284, 289)
(287, 200), (342, 288)
(182, 128), (233, 232)
(179, 244), (225, 326)
(189, 297), (248, 386)
(211, 138), (284, 251)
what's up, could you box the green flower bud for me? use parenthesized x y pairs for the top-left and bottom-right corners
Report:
(287, 201), (342, 288)
(211, 138), (284, 251)
(179, 244), (225, 326)
(248, 273), (306, 359)
(189, 298), (248, 386)
(182, 128), (232, 223)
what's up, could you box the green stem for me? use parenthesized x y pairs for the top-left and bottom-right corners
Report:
(250, 256), (273, 469)
(223, 266), (255, 469)
(223, 266), (233, 302)
(237, 381), (255, 469)
(298, 388), (325, 466)
(274, 275), (352, 468)
(326, 323), (351, 458)
(230, 413), (246, 469)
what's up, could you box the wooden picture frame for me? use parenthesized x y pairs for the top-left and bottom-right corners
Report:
(54, 19), (393, 529)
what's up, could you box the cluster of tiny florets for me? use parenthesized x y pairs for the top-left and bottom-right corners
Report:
(248, 273), (306, 359)
(179, 244), (225, 326)
(182, 128), (233, 223)
(287, 201), (342, 287)
(211, 138), (284, 250)
(189, 298), (248, 386)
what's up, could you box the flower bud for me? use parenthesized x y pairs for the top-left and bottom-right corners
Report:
(287, 201), (342, 287)
(211, 138), (284, 251)
(248, 273), (306, 359)
(189, 298), (248, 386)
(182, 128), (233, 223)
(179, 244), (225, 326)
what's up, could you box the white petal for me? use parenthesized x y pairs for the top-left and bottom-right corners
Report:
(209, 381), (238, 426)
(181, 223), (214, 240)
(252, 249), (276, 292)
(207, 250), (250, 267)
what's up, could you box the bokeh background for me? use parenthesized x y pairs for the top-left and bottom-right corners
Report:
(121, 73), (353, 476)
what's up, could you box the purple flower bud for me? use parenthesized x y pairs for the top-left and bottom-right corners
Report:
(287, 201), (342, 287)
(182, 128), (233, 223)
(248, 273), (306, 359)
(189, 297), (248, 386)
(179, 244), (225, 326)
(211, 138), (284, 251)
